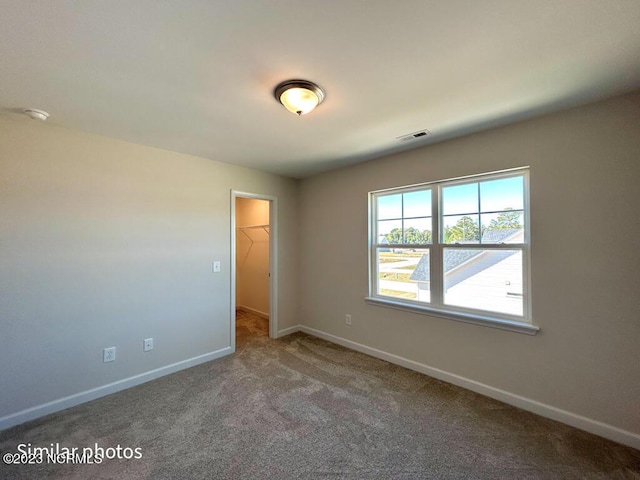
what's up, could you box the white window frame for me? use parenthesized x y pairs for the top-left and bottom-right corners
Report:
(366, 167), (538, 335)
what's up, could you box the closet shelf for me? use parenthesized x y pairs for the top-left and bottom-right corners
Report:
(236, 224), (269, 245)
(237, 224), (269, 231)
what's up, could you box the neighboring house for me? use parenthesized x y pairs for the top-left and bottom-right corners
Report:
(410, 229), (524, 315)
(378, 235), (391, 253)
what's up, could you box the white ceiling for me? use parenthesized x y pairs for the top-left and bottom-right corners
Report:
(2, 1), (640, 178)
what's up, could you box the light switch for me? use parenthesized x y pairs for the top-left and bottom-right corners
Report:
(213, 261), (221, 273)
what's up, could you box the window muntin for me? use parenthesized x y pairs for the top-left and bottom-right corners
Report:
(375, 189), (433, 245)
(441, 175), (525, 245)
(370, 169), (530, 325)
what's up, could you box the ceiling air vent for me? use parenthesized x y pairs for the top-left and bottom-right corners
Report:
(396, 129), (431, 143)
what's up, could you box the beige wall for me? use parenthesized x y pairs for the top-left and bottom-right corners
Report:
(298, 92), (640, 438)
(236, 197), (270, 315)
(0, 116), (298, 422)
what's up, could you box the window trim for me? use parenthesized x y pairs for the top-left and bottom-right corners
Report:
(367, 167), (538, 335)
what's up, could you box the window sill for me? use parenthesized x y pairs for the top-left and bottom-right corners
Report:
(364, 296), (539, 335)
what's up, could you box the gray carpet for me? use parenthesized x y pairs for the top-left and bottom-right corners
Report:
(1, 309), (639, 479)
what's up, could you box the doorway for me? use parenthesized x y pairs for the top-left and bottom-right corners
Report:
(231, 191), (277, 352)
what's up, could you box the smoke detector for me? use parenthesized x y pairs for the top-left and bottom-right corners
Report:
(23, 109), (49, 121)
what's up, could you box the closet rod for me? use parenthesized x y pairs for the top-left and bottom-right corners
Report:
(236, 224), (269, 229)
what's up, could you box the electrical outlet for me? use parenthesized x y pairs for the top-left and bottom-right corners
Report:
(144, 338), (153, 352)
(345, 314), (352, 326)
(103, 347), (116, 363)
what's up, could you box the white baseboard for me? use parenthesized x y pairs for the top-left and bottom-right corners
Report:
(0, 346), (232, 432)
(299, 325), (640, 451)
(236, 305), (269, 319)
(276, 324), (301, 338)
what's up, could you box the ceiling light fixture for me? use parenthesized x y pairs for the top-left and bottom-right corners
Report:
(23, 109), (49, 121)
(274, 80), (325, 116)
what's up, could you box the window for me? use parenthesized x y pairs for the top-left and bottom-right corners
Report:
(367, 168), (537, 334)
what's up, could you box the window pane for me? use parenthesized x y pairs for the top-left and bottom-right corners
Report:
(403, 190), (431, 218)
(377, 194), (402, 220)
(480, 176), (524, 212)
(443, 248), (523, 316)
(481, 212), (524, 244)
(377, 248), (429, 303)
(442, 214), (480, 244)
(442, 183), (478, 215)
(378, 219), (402, 244)
(404, 217), (432, 244)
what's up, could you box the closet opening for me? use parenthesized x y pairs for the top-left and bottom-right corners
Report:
(231, 192), (278, 352)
